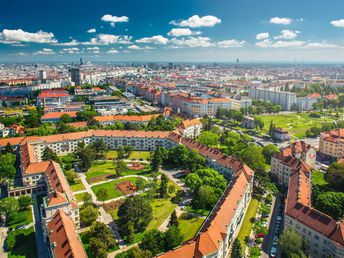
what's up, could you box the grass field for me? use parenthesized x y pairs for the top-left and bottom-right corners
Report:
(91, 177), (147, 201)
(8, 226), (37, 258)
(74, 192), (89, 203)
(106, 150), (151, 160)
(257, 113), (335, 138)
(312, 170), (328, 187)
(179, 216), (205, 241)
(86, 161), (115, 181)
(8, 209), (33, 229)
(70, 179), (85, 192)
(236, 198), (260, 248)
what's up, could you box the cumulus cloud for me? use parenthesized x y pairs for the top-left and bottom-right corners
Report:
(275, 30), (300, 39)
(34, 48), (55, 55)
(136, 35), (169, 44)
(87, 28), (96, 33)
(256, 39), (305, 48)
(107, 48), (119, 54)
(171, 37), (215, 48)
(82, 34), (132, 45)
(0, 29), (57, 44)
(86, 47), (99, 50)
(330, 19), (344, 27)
(52, 39), (79, 46)
(256, 32), (269, 40)
(101, 14), (128, 27)
(170, 15), (221, 28)
(217, 39), (245, 48)
(61, 47), (80, 54)
(167, 28), (201, 37)
(269, 17), (292, 25)
(128, 45), (155, 50)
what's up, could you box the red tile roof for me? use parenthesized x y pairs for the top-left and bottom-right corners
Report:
(41, 112), (77, 120)
(95, 114), (159, 123)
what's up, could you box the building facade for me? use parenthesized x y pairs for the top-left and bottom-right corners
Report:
(319, 129), (344, 159)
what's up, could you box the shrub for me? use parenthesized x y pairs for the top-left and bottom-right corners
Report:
(6, 212), (27, 226)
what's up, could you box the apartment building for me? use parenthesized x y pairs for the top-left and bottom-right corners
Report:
(41, 111), (77, 123)
(284, 165), (344, 258)
(271, 141), (316, 186)
(177, 118), (203, 138)
(37, 89), (71, 108)
(249, 87), (297, 111)
(95, 114), (160, 126)
(319, 129), (344, 159)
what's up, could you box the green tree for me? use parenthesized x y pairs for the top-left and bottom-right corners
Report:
(167, 145), (190, 168)
(82, 192), (93, 206)
(254, 116), (264, 131)
(159, 174), (168, 198)
(89, 237), (108, 258)
(278, 228), (305, 258)
(262, 144), (279, 165)
(115, 247), (152, 258)
(185, 173), (203, 191)
(75, 141), (96, 171)
(87, 222), (117, 254)
(18, 196), (32, 211)
(0, 197), (19, 216)
(80, 205), (99, 226)
(126, 221), (135, 243)
(0, 153), (16, 184)
(60, 114), (73, 123)
(65, 170), (78, 184)
(136, 178), (146, 191)
(124, 145), (134, 157)
(117, 146), (126, 160)
(168, 210), (179, 227)
(192, 185), (218, 210)
(164, 226), (183, 251)
(115, 159), (127, 176)
(314, 192), (344, 220)
(231, 239), (243, 258)
(197, 131), (220, 146)
(139, 229), (165, 256)
(42, 146), (60, 163)
(188, 149), (206, 171)
(325, 162), (344, 192)
(241, 144), (266, 173)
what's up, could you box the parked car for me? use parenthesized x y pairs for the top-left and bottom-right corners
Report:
(276, 215), (282, 222)
(255, 233), (265, 238)
(273, 236), (278, 245)
(271, 246), (277, 257)
(15, 225), (25, 230)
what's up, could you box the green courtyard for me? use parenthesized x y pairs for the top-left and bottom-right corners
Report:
(106, 150), (151, 160)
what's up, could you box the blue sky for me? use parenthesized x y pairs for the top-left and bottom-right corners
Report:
(1, 0), (344, 62)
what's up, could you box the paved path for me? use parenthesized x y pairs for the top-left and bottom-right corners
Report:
(0, 227), (8, 257)
(107, 243), (139, 258)
(78, 173), (98, 203)
(32, 194), (48, 258)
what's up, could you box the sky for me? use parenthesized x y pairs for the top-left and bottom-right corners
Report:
(1, 0), (344, 63)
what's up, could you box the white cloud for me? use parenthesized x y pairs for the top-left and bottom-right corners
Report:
(107, 49), (119, 54)
(61, 47), (80, 54)
(34, 48), (55, 55)
(128, 45), (155, 50)
(256, 39), (305, 48)
(0, 29), (57, 43)
(87, 28), (96, 33)
(171, 37), (215, 48)
(170, 15), (221, 28)
(269, 17), (292, 25)
(167, 28), (201, 37)
(303, 42), (341, 49)
(275, 30), (300, 39)
(101, 14), (129, 26)
(86, 47), (99, 50)
(82, 34), (132, 45)
(330, 19), (344, 28)
(52, 39), (79, 46)
(136, 35), (169, 44)
(256, 32), (269, 40)
(217, 39), (245, 48)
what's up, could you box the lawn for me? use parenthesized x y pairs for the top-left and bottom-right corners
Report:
(312, 170), (328, 187)
(106, 150), (151, 160)
(179, 216), (205, 241)
(91, 177), (147, 201)
(86, 161), (115, 181)
(236, 198), (260, 247)
(74, 192), (89, 203)
(70, 179), (85, 192)
(257, 113), (336, 138)
(8, 209), (33, 229)
(8, 226), (37, 258)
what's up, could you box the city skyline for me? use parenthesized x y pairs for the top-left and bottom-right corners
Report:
(1, 0), (344, 62)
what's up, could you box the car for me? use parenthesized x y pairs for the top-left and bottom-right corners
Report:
(276, 216), (282, 222)
(270, 246), (277, 257)
(273, 236), (278, 245)
(255, 233), (265, 238)
(139, 158), (144, 161)
(15, 225), (25, 230)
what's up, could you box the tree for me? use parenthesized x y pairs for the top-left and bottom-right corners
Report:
(18, 196), (32, 211)
(192, 185), (218, 210)
(97, 188), (109, 203)
(91, 139), (108, 160)
(140, 229), (165, 256)
(4, 142), (13, 154)
(168, 210), (179, 227)
(24, 109), (41, 128)
(80, 205), (99, 226)
(124, 145), (134, 157)
(185, 173), (203, 191)
(231, 239), (243, 258)
(159, 174), (168, 198)
(118, 196), (153, 235)
(262, 144), (279, 165)
(164, 226), (183, 251)
(188, 149), (206, 172)
(89, 237), (108, 258)
(136, 178), (146, 191)
(325, 162), (344, 192)
(117, 146), (126, 160)
(0, 153), (16, 184)
(151, 146), (168, 172)
(82, 192), (93, 206)
(87, 222), (117, 255)
(115, 160), (127, 176)
(241, 144), (266, 173)
(167, 145), (190, 168)
(314, 192), (344, 220)
(65, 170), (78, 184)
(115, 246), (152, 258)
(0, 197), (19, 216)
(278, 228), (305, 258)
(42, 147), (60, 163)
(60, 114), (73, 123)
(75, 141), (96, 171)
(268, 121), (275, 138)
(197, 131), (220, 146)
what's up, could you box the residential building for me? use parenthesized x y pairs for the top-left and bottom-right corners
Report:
(273, 128), (290, 141)
(41, 111), (77, 123)
(95, 114), (160, 126)
(69, 68), (81, 85)
(178, 118), (202, 138)
(295, 94), (320, 111)
(242, 116), (255, 129)
(319, 129), (344, 159)
(271, 141), (316, 186)
(37, 89), (71, 108)
(229, 95), (252, 110)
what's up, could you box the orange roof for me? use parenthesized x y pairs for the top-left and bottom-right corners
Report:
(67, 121), (88, 128)
(95, 114), (159, 123)
(41, 112), (77, 120)
(47, 210), (87, 258)
(179, 118), (202, 129)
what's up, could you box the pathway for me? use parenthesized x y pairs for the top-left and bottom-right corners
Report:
(107, 243), (139, 258)
(32, 194), (48, 258)
(0, 227), (8, 258)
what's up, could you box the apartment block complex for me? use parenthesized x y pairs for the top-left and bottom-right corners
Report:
(319, 129), (344, 159)
(177, 118), (203, 138)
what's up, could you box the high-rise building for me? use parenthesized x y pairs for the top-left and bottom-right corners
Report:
(80, 57), (84, 65)
(38, 70), (47, 81)
(69, 68), (81, 85)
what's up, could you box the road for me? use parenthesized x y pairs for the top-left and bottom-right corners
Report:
(32, 194), (49, 258)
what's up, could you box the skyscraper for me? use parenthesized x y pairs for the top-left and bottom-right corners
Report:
(38, 70), (47, 81)
(69, 68), (81, 85)
(80, 58), (84, 66)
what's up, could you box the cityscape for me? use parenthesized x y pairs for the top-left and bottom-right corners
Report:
(0, 1), (344, 258)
